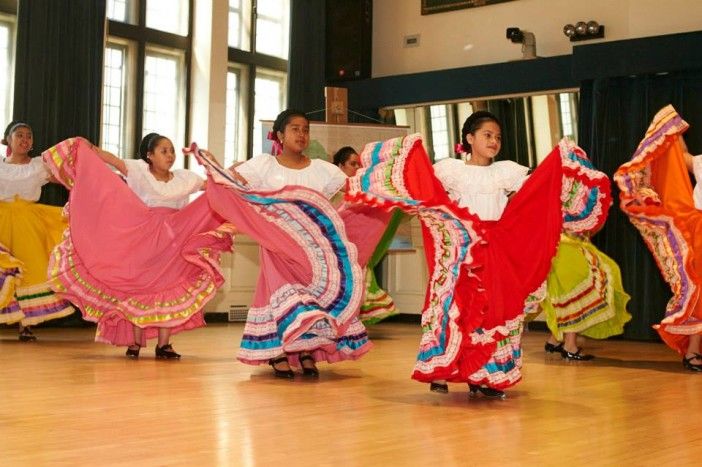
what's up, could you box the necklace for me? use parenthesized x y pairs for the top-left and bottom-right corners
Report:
(149, 168), (173, 182)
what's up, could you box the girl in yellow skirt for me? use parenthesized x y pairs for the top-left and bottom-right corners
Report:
(528, 144), (631, 360)
(0, 122), (73, 340)
(539, 233), (632, 360)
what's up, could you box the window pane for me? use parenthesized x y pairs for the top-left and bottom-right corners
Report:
(224, 70), (240, 166)
(253, 70), (286, 156)
(0, 22), (12, 132)
(228, 0), (251, 51)
(559, 93), (576, 139)
(101, 45), (127, 156)
(255, 0), (289, 59)
(143, 50), (186, 168)
(107, 0), (136, 24)
(146, 0), (189, 36)
(430, 105), (450, 161)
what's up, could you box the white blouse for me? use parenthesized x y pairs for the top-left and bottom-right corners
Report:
(0, 157), (50, 202)
(124, 159), (204, 209)
(692, 155), (702, 209)
(434, 158), (529, 220)
(235, 154), (347, 199)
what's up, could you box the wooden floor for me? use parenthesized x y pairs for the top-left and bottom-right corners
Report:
(1, 322), (701, 466)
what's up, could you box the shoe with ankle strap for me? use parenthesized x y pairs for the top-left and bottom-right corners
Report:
(469, 384), (506, 399)
(125, 344), (141, 359)
(561, 347), (595, 361)
(299, 354), (319, 377)
(682, 354), (702, 372)
(268, 356), (294, 379)
(155, 344), (181, 360)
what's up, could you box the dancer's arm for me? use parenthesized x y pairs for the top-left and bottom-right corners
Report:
(193, 148), (249, 186)
(90, 143), (128, 176)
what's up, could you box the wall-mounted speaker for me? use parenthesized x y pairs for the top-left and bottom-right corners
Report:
(325, 0), (372, 83)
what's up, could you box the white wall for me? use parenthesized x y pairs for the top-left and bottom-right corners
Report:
(373, 0), (702, 77)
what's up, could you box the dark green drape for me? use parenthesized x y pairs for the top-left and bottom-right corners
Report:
(13, 0), (106, 206)
(487, 99), (531, 167)
(287, 0), (325, 119)
(578, 70), (702, 340)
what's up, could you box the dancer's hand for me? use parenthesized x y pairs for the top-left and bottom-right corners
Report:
(226, 161), (248, 185)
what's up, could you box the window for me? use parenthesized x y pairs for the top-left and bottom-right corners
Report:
(143, 49), (186, 167)
(227, 0), (289, 159)
(224, 68), (242, 166)
(252, 70), (286, 157)
(146, 0), (189, 37)
(429, 105), (451, 161)
(106, 0), (136, 24)
(255, 0), (289, 59)
(104, 0), (191, 165)
(558, 92), (578, 141)
(228, 0), (251, 51)
(102, 44), (129, 156)
(0, 16), (14, 130)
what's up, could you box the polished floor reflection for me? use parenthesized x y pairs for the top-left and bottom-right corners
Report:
(1, 322), (700, 465)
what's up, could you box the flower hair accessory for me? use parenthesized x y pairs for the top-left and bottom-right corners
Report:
(267, 130), (283, 156)
(454, 143), (471, 162)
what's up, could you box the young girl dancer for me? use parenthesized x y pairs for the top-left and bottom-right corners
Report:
(43, 134), (233, 359)
(346, 112), (608, 398)
(538, 235), (631, 360)
(200, 109), (390, 378)
(333, 146), (401, 323)
(532, 143), (631, 360)
(0, 122), (73, 340)
(429, 111), (560, 398)
(615, 105), (702, 371)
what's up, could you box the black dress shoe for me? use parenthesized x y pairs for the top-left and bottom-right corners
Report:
(682, 354), (702, 372)
(299, 354), (319, 377)
(269, 356), (294, 379)
(430, 382), (449, 393)
(469, 384), (506, 399)
(155, 344), (181, 360)
(560, 347), (595, 361)
(125, 344), (141, 359)
(18, 327), (37, 342)
(544, 342), (563, 353)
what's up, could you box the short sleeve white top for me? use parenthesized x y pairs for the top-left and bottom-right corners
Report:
(0, 157), (50, 202)
(692, 155), (702, 209)
(124, 159), (204, 209)
(433, 158), (529, 220)
(235, 154), (347, 199)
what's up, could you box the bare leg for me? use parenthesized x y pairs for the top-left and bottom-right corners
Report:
(562, 332), (579, 354)
(131, 325), (143, 347)
(125, 325), (142, 358)
(157, 328), (171, 347)
(685, 334), (702, 365)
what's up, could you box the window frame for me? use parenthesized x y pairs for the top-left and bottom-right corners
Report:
(0, 10), (15, 130)
(106, 0), (193, 165)
(228, 0), (288, 160)
(102, 40), (133, 156)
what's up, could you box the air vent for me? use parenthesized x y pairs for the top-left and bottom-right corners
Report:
(403, 34), (420, 48)
(228, 305), (249, 322)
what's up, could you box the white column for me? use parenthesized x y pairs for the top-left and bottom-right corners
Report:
(190, 0), (228, 163)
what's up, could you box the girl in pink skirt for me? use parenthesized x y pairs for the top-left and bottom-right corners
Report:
(43, 134), (233, 359)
